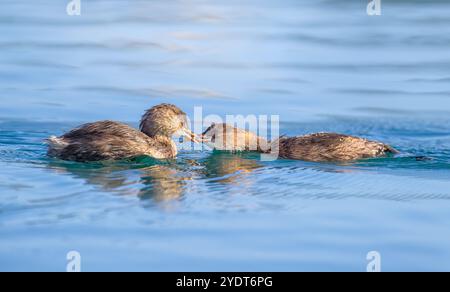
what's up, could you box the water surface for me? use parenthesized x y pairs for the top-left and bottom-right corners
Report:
(1, 0), (450, 271)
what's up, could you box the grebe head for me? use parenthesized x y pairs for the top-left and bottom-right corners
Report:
(202, 123), (267, 151)
(202, 123), (224, 145)
(140, 104), (201, 143)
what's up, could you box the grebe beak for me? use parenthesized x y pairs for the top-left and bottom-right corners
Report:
(200, 133), (213, 144)
(179, 127), (204, 144)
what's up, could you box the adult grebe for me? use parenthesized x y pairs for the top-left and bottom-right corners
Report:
(46, 104), (201, 162)
(202, 123), (398, 162)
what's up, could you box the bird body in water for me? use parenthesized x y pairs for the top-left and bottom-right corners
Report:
(274, 133), (397, 162)
(46, 104), (200, 162)
(202, 123), (398, 162)
(201, 123), (269, 152)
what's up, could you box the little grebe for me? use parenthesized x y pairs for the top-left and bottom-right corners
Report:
(47, 104), (201, 162)
(202, 123), (398, 162)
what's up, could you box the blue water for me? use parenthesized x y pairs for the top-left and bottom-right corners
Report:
(1, 0), (450, 271)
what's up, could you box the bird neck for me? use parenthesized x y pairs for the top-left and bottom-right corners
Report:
(152, 135), (178, 158)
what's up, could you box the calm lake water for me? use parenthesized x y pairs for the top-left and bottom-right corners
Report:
(1, 0), (450, 271)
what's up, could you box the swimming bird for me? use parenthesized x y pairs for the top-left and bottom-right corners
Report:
(201, 123), (269, 152)
(202, 123), (398, 162)
(272, 133), (398, 162)
(46, 104), (201, 162)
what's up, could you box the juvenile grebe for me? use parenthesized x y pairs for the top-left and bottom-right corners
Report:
(46, 104), (201, 162)
(273, 133), (398, 162)
(201, 123), (269, 152)
(202, 123), (398, 162)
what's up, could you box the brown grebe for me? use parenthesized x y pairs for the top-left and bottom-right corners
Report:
(202, 123), (397, 162)
(46, 104), (201, 162)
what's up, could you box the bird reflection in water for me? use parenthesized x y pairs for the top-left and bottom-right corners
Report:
(45, 158), (191, 205)
(45, 151), (263, 206)
(138, 164), (189, 202)
(201, 151), (262, 185)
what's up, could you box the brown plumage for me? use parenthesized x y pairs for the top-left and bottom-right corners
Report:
(46, 104), (200, 162)
(202, 124), (398, 162)
(202, 123), (269, 152)
(274, 133), (398, 162)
